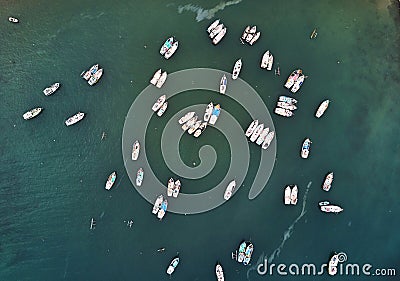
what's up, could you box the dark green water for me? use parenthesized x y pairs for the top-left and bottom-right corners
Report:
(1, 0), (399, 280)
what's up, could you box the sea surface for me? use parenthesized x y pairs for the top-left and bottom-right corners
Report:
(1, 0), (399, 280)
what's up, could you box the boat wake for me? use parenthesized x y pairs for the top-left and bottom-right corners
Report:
(177, 0), (242, 22)
(246, 181), (312, 280)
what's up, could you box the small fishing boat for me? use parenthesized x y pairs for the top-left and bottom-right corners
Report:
(157, 101), (168, 117)
(232, 59), (242, 80)
(188, 120), (201, 135)
(290, 185), (298, 205)
(207, 19), (220, 33)
(224, 180), (236, 200)
(209, 104), (221, 125)
(203, 102), (214, 122)
(182, 116), (198, 131)
(315, 100), (330, 118)
(152, 95), (166, 112)
(255, 127), (270, 145)
(291, 74), (305, 93)
(301, 138), (312, 159)
(23, 107), (43, 120)
(274, 107), (294, 117)
(157, 199), (168, 220)
(279, 96), (298, 104)
(310, 28), (318, 39)
(167, 178), (174, 197)
(249, 31), (260, 45)
(250, 123), (264, 142)
(150, 69), (162, 85)
(156, 71), (168, 88)
(219, 74), (227, 94)
(136, 168), (144, 187)
(245, 120), (259, 137)
(172, 179), (181, 198)
(216, 263), (225, 281)
(105, 171), (117, 190)
(322, 172), (334, 191)
(164, 41), (179, 59)
(167, 256), (180, 275)
(160, 37), (174, 55)
(213, 27), (227, 45)
(277, 101), (297, 111)
(284, 186), (291, 205)
(179, 111), (195, 124)
(241, 26), (250, 40)
(65, 112), (85, 126)
(152, 195), (163, 214)
(8, 17), (19, 23)
(261, 131), (275, 150)
(131, 140), (140, 160)
(43, 82), (60, 96)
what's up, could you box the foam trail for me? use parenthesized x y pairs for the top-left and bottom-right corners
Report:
(246, 181), (312, 280)
(177, 0), (242, 22)
(63, 256), (69, 278)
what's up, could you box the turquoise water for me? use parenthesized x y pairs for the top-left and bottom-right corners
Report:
(1, 0), (399, 280)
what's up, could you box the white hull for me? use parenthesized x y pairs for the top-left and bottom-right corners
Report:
(131, 141), (140, 160)
(250, 124), (264, 142)
(203, 102), (213, 122)
(277, 101), (297, 111)
(152, 195), (163, 214)
(207, 19), (220, 33)
(188, 120), (201, 134)
(209, 23), (223, 39)
(152, 95), (166, 112)
(157, 101), (168, 117)
(245, 120), (258, 137)
(179, 111), (195, 124)
(262, 131), (275, 150)
(216, 264), (225, 281)
(315, 100), (330, 118)
(301, 138), (311, 159)
(232, 59), (242, 80)
(255, 127), (269, 145)
(105, 171), (117, 190)
(274, 107), (294, 117)
(160, 37), (173, 55)
(260, 51), (269, 68)
(136, 168), (144, 187)
(164, 41), (178, 59)
(23, 107), (43, 120)
(43, 82), (60, 96)
(224, 180), (236, 200)
(279, 96), (298, 104)
(150, 69), (162, 85)
(242, 26), (250, 40)
(291, 74), (305, 93)
(182, 116), (198, 131)
(213, 27), (226, 45)
(219, 75), (227, 94)
(249, 31), (260, 45)
(167, 178), (174, 197)
(284, 186), (291, 205)
(65, 112), (85, 126)
(290, 185), (298, 205)
(156, 71), (167, 88)
(322, 172), (334, 191)
(284, 69), (302, 89)
(209, 105), (221, 125)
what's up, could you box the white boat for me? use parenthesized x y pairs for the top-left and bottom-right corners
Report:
(167, 178), (174, 197)
(167, 257), (180, 275)
(203, 102), (214, 122)
(131, 140), (140, 160)
(88, 68), (103, 86)
(320, 203), (343, 214)
(43, 82), (60, 96)
(260, 51), (270, 68)
(172, 180), (181, 198)
(65, 112), (85, 126)
(291, 74), (305, 93)
(237, 241), (247, 263)
(255, 127), (269, 145)
(152, 195), (164, 214)
(249, 26), (257, 34)
(216, 263), (225, 281)
(274, 107), (294, 117)
(315, 100), (330, 118)
(284, 186), (291, 205)
(243, 243), (254, 266)
(207, 19), (220, 33)
(267, 52), (274, 71)
(250, 123), (264, 142)
(245, 26), (257, 43)
(188, 120), (201, 135)
(194, 122), (207, 138)
(152, 94), (166, 112)
(290, 185), (298, 205)
(81, 64), (99, 80)
(301, 138), (311, 159)
(164, 41), (179, 59)
(219, 75), (227, 94)
(156, 71), (167, 88)
(23, 107), (43, 120)
(105, 171), (117, 190)
(209, 104), (221, 125)
(224, 180), (236, 200)
(279, 96), (298, 104)
(245, 120), (258, 137)
(310, 28), (318, 39)
(160, 37), (174, 55)
(136, 168), (144, 187)
(150, 69), (162, 85)
(157, 102), (168, 117)
(249, 31), (260, 45)
(241, 26), (250, 40)
(328, 254), (339, 275)
(209, 23), (223, 39)
(182, 116), (198, 131)
(323, 172), (334, 191)
(262, 131), (275, 150)
(213, 27), (226, 45)
(284, 69), (302, 89)
(277, 101), (297, 111)
(157, 199), (168, 220)
(232, 59), (242, 80)
(8, 17), (19, 23)
(179, 111), (195, 124)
